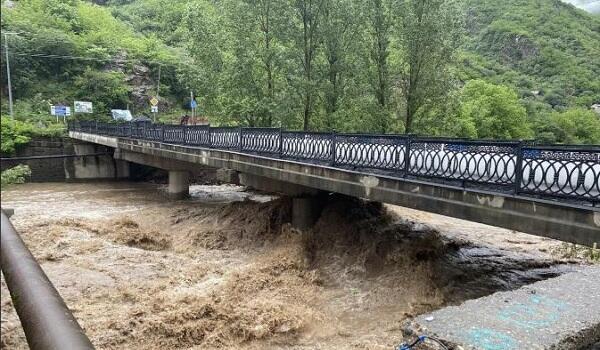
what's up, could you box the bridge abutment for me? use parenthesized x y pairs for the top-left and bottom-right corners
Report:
(168, 170), (189, 199)
(67, 143), (130, 180)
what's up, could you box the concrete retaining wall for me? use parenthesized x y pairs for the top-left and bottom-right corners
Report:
(1, 137), (129, 181)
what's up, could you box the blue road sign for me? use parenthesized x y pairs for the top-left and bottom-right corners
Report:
(190, 100), (198, 109)
(52, 105), (71, 117)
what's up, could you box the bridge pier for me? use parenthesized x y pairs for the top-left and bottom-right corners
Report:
(219, 170), (324, 230)
(292, 196), (324, 231)
(168, 170), (189, 199)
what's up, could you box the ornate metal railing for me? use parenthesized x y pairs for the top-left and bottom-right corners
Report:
(68, 121), (600, 205)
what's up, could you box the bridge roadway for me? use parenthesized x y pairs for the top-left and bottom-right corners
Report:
(68, 124), (600, 247)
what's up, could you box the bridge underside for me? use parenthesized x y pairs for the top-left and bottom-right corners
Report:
(70, 131), (600, 247)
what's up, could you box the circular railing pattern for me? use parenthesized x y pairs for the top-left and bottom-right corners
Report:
(282, 132), (332, 161)
(185, 125), (210, 146)
(335, 134), (406, 171)
(409, 142), (518, 185)
(210, 127), (240, 149)
(241, 128), (280, 154)
(521, 149), (599, 201)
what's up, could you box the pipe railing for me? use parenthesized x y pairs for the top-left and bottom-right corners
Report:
(0, 210), (95, 350)
(68, 121), (600, 205)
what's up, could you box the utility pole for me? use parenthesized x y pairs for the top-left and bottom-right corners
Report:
(155, 65), (161, 123)
(156, 65), (161, 98)
(3, 33), (18, 119)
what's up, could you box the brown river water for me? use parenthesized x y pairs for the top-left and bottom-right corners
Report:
(0, 182), (585, 350)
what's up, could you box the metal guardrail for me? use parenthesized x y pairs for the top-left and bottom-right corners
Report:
(0, 210), (95, 350)
(68, 121), (600, 205)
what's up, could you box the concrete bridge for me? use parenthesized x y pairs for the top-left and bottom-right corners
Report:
(68, 122), (600, 247)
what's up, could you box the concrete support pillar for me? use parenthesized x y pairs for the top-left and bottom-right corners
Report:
(292, 196), (324, 231)
(67, 143), (130, 180)
(168, 170), (189, 199)
(216, 168), (240, 185)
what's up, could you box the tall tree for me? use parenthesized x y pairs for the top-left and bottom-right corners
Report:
(396, 0), (463, 133)
(292, 0), (325, 130)
(365, 0), (393, 132)
(321, 0), (361, 130)
(182, 0), (225, 117)
(219, 0), (287, 126)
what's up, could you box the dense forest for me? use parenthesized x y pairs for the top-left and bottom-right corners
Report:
(1, 0), (599, 144)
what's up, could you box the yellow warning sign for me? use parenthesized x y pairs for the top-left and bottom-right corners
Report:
(150, 97), (159, 106)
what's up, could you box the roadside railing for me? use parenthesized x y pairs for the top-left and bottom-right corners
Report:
(1, 210), (95, 350)
(68, 121), (600, 205)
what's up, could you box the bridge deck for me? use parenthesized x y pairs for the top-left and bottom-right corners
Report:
(406, 266), (600, 349)
(68, 128), (600, 247)
(68, 121), (600, 206)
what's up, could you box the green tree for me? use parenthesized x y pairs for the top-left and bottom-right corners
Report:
(366, 0), (392, 130)
(535, 108), (600, 144)
(320, 0), (363, 130)
(396, 0), (463, 133)
(74, 68), (131, 114)
(290, 0), (325, 130)
(458, 80), (532, 139)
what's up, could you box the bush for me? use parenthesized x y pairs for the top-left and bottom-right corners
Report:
(1, 165), (32, 186)
(534, 108), (600, 144)
(1, 116), (66, 154)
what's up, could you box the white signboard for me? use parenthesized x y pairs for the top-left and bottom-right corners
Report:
(151, 106), (158, 113)
(74, 101), (93, 113)
(111, 109), (133, 121)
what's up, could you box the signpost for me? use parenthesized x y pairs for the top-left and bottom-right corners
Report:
(190, 91), (197, 124)
(150, 97), (159, 122)
(51, 105), (71, 123)
(111, 109), (133, 121)
(74, 101), (93, 114)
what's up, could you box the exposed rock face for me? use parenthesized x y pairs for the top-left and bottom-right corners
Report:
(102, 52), (160, 112)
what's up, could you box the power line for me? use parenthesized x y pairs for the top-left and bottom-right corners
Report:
(3, 51), (190, 68)
(0, 32), (191, 67)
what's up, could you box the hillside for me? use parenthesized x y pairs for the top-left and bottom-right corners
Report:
(0, 0), (189, 120)
(1, 0), (599, 143)
(460, 0), (600, 112)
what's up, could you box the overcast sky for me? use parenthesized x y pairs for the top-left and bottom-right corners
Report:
(562, 0), (600, 13)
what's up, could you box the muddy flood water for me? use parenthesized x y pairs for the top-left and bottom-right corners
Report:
(0, 182), (590, 349)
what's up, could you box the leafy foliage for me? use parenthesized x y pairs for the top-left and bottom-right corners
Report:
(457, 80), (533, 139)
(534, 108), (600, 144)
(1, 164), (32, 186)
(1, 116), (65, 154)
(1, 0), (599, 144)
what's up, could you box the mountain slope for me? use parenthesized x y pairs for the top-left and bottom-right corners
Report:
(459, 0), (600, 114)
